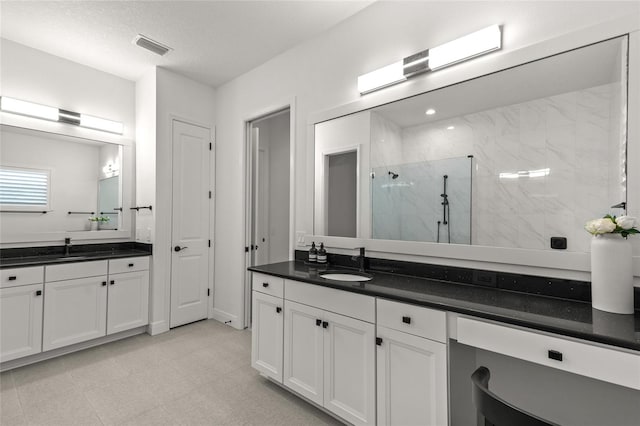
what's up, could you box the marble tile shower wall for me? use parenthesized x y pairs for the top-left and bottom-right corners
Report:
(371, 83), (621, 252)
(371, 158), (471, 244)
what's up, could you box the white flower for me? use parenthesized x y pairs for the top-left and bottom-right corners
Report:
(615, 216), (636, 230)
(585, 218), (616, 235)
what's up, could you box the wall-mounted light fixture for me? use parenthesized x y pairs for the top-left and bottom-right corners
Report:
(357, 25), (502, 95)
(0, 96), (124, 134)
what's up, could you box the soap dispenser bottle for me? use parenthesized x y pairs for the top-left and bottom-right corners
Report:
(308, 242), (317, 263)
(317, 243), (327, 264)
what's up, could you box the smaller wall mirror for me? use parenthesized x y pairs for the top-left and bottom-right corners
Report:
(0, 124), (131, 242)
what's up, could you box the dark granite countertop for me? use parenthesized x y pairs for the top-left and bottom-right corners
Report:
(249, 260), (640, 352)
(0, 242), (152, 268)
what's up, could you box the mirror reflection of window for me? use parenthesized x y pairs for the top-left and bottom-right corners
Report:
(98, 176), (119, 230)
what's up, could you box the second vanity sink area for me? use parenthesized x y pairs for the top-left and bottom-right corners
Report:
(0, 241), (152, 268)
(249, 252), (640, 426)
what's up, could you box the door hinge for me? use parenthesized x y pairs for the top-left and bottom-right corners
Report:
(209, 142), (212, 150)
(208, 239), (211, 247)
(207, 288), (211, 297)
(245, 246), (249, 253)
(209, 191), (212, 199)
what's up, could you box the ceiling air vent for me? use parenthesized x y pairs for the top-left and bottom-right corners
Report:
(133, 34), (172, 56)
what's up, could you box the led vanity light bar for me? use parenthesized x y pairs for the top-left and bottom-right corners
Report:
(0, 96), (124, 134)
(357, 25), (502, 95)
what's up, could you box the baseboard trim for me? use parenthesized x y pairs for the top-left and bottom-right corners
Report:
(211, 308), (242, 330)
(1, 327), (146, 372)
(147, 320), (169, 336)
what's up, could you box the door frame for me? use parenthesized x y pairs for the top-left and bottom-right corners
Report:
(242, 98), (296, 329)
(168, 116), (215, 326)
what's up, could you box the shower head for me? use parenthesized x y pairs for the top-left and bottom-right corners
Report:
(388, 171), (399, 179)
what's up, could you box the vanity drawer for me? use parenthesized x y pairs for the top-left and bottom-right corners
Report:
(377, 298), (447, 343)
(252, 272), (284, 298)
(109, 256), (149, 275)
(45, 260), (108, 282)
(0, 266), (44, 289)
(457, 316), (640, 390)
(285, 279), (375, 323)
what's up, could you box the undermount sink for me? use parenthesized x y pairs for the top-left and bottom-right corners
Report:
(320, 271), (373, 282)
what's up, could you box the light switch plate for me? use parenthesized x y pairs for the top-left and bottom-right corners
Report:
(296, 232), (306, 245)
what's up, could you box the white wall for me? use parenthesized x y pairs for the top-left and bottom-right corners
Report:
(147, 67), (216, 334)
(214, 1), (640, 328)
(0, 39), (135, 141)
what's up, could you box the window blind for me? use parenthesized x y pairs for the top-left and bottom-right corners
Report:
(0, 166), (50, 209)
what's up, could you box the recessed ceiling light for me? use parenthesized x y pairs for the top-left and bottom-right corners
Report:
(447, 126), (455, 130)
(425, 108), (436, 115)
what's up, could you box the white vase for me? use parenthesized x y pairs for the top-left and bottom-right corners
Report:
(590, 234), (634, 314)
(90, 221), (98, 231)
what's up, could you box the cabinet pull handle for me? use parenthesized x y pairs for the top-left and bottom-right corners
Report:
(548, 350), (563, 362)
(110, 280), (115, 285)
(316, 319), (322, 326)
(322, 321), (329, 329)
(128, 263), (134, 267)
(276, 307), (282, 313)
(8, 276), (17, 281)
(102, 281), (107, 286)
(402, 316), (412, 324)
(263, 282), (269, 287)
(376, 337), (383, 346)
(35, 290), (42, 296)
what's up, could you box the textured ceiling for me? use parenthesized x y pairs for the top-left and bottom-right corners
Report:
(0, 1), (372, 87)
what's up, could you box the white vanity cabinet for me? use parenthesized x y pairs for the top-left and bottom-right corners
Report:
(43, 261), (109, 351)
(43, 257), (150, 352)
(107, 257), (150, 335)
(251, 272), (285, 383)
(376, 299), (448, 426)
(283, 280), (376, 426)
(0, 266), (45, 362)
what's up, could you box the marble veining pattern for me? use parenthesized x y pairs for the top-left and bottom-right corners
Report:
(371, 83), (624, 252)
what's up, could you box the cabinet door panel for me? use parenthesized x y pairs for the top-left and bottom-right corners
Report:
(0, 283), (43, 362)
(107, 270), (149, 335)
(251, 291), (284, 382)
(377, 325), (448, 426)
(43, 276), (107, 351)
(323, 310), (375, 426)
(283, 300), (324, 405)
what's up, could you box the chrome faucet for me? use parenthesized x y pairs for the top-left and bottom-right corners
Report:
(352, 247), (366, 272)
(64, 237), (72, 256)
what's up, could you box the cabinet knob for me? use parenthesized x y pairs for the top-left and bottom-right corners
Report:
(402, 316), (412, 324)
(263, 282), (269, 287)
(102, 281), (107, 286)
(316, 319), (322, 327)
(548, 350), (563, 362)
(35, 290), (42, 296)
(322, 321), (329, 329)
(128, 263), (134, 267)
(276, 307), (282, 313)
(110, 280), (115, 285)
(376, 337), (383, 346)
(8, 276), (17, 281)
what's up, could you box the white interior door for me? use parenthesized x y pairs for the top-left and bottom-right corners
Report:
(170, 120), (211, 328)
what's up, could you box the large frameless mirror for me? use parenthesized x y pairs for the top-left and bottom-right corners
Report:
(314, 36), (628, 253)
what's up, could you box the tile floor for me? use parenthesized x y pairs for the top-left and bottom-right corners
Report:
(0, 320), (342, 425)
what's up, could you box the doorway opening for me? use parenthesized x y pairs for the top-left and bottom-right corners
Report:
(244, 107), (291, 327)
